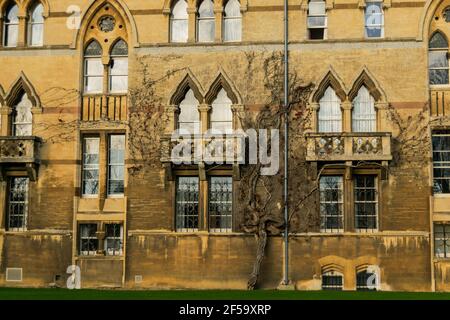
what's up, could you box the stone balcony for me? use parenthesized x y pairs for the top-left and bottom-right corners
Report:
(81, 94), (127, 121)
(0, 136), (42, 180)
(160, 133), (246, 164)
(305, 132), (392, 162)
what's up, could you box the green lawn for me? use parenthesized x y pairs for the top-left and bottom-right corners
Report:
(0, 288), (449, 300)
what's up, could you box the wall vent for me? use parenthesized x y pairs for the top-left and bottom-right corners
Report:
(135, 275), (143, 284)
(6, 268), (23, 282)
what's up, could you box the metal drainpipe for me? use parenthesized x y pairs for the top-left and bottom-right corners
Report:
(283, 0), (290, 286)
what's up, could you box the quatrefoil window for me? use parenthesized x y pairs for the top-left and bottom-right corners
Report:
(98, 15), (116, 33)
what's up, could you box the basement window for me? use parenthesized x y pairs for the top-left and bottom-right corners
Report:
(432, 130), (450, 194)
(356, 269), (378, 291)
(176, 177), (199, 232)
(307, 0), (327, 40)
(321, 271), (343, 290)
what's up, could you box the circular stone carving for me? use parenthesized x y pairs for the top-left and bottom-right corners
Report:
(98, 15), (116, 33)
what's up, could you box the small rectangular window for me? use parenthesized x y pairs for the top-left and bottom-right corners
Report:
(7, 177), (29, 231)
(79, 223), (98, 256)
(365, 1), (384, 38)
(82, 137), (100, 197)
(307, 0), (327, 40)
(105, 224), (123, 256)
(435, 223), (450, 258)
(433, 131), (450, 194)
(108, 134), (125, 196)
(176, 177), (199, 232)
(354, 175), (378, 232)
(209, 177), (233, 232)
(320, 176), (344, 233)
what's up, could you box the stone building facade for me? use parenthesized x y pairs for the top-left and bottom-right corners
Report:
(0, 0), (447, 292)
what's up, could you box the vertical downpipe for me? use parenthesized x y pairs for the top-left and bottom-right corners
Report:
(283, 0), (290, 286)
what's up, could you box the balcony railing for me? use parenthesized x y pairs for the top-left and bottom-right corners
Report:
(0, 136), (42, 164)
(160, 133), (245, 164)
(305, 132), (392, 162)
(81, 94), (127, 121)
(430, 88), (450, 117)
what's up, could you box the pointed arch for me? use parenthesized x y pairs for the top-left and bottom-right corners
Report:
(205, 70), (242, 105)
(429, 30), (449, 48)
(70, 0), (139, 49)
(0, 0), (18, 16)
(24, 0), (49, 18)
(0, 84), (6, 106)
(169, 70), (204, 105)
(419, 0), (445, 41)
(109, 37), (128, 55)
(321, 263), (345, 274)
(5, 72), (41, 110)
(311, 68), (347, 103)
(348, 67), (387, 103)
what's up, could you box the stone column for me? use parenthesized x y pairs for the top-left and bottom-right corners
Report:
(198, 104), (211, 133)
(165, 105), (180, 134)
(375, 102), (389, 132)
(214, 7), (223, 42)
(231, 104), (244, 130)
(341, 100), (352, 132)
(0, 106), (12, 136)
(309, 102), (320, 132)
(98, 132), (107, 211)
(187, 7), (197, 43)
(17, 14), (27, 47)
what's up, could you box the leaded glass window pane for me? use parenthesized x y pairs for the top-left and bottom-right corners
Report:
(105, 223), (123, 256)
(354, 175), (378, 232)
(434, 223), (450, 258)
(320, 176), (343, 233)
(429, 33), (449, 85)
(108, 134), (125, 196)
(352, 86), (376, 132)
(319, 86), (342, 133)
(12, 93), (33, 136)
(82, 137), (100, 196)
(430, 32), (448, 49)
(111, 39), (128, 56)
(209, 177), (233, 232)
(109, 57), (128, 93)
(224, 0), (241, 42)
(79, 223), (98, 256)
(176, 177), (199, 232)
(433, 131), (450, 194)
(7, 177), (29, 231)
(171, 0), (188, 43)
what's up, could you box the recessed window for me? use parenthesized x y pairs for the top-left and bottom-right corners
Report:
(107, 134), (125, 196)
(209, 177), (233, 232)
(3, 3), (19, 47)
(352, 86), (376, 132)
(7, 177), (29, 231)
(176, 177), (199, 232)
(307, 0), (327, 40)
(429, 32), (449, 85)
(318, 86), (342, 132)
(178, 89), (200, 133)
(170, 0), (188, 43)
(210, 88), (233, 132)
(223, 0), (242, 42)
(197, 0), (215, 42)
(365, 1), (384, 38)
(321, 271), (343, 290)
(434, 223), (450, 258)
(356, 269), (378, 291)
(105, 223), (123, 256)
(320, 176), (344, 233)
(28, 2), (44, 46)
(82, 136), (100, 197)
(354, 175), (378, 232)
(432, 130), (450, 194)
(78, 223), (98, 256)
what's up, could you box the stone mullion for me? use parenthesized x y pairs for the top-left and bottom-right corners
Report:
(187, 7), (197, 42)
(99, 132), (108, 211)
(309, 102), (319, 132)
(165, 105), (180, 134)
(0, 17), (4, 46)
(375, 102), (388, 132)
(341, 100), (352, 132)
(214, 7), (223, 42)
(17, 15), (26, 47)
(231, 104), (244, 130)
(0, 106), (12, 136)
